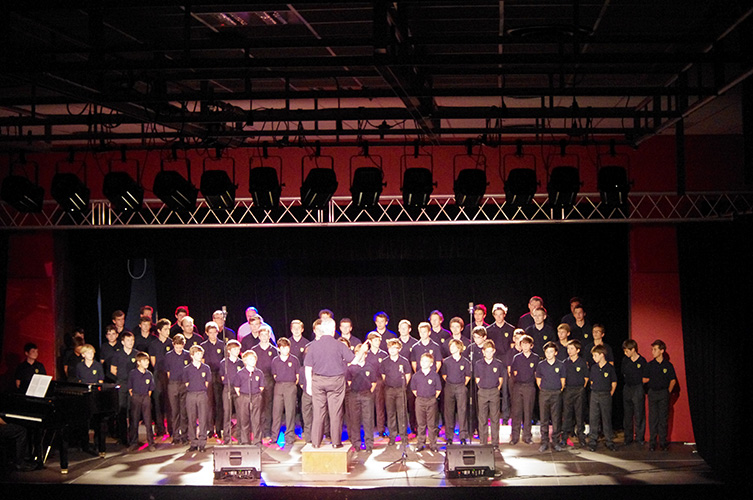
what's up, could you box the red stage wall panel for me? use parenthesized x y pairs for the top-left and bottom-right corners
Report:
(0, 233), (57, 390)
(629, 225), (694, 442)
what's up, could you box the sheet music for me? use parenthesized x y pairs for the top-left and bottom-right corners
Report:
(26, 374), (53, 398)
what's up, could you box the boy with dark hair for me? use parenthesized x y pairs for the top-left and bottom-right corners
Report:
(643, 339), (677, 451)
(587, 345), (617, 451)
(525, 307), (555, 358)
(101, 324), (122, 383)
(380, 338), (411, 447)
(251, 325), (277, 441)
(347, 343), (378, 452)
(584, 324), (614, 367)
(127, 351), (156, 452)
(185, 344), (211, 452)
(510, 334), (537, 445)
(219, 339), (244, 443)
(15, 343), (46, 394)
(235, 350), (265, 446)
(271, 337), (300, 448)
(201, 321), (225, 439)
(560, 339), (589, 448)
(441, 338), (471, 445)
(112, 331), (137, 445)
(411, 352), (442, 452)
(148, 318), (173, 438)
(474, 339), (504, 449)
(535, 341), (566, 452)
(165, 333), (190, 444)
(621, 339), (647, 445)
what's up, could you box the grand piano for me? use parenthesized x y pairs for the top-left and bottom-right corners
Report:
(0, 380), (119, 472)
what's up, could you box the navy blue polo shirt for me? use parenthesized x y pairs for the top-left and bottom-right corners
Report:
(441, 336), (471, 358)
(474, 358), (505, 389)
(409, 340), (442, 368)
(621, 355), (648, 386)
(429, 327), (451, 348)
(251, 343), (278, 377)
(366, 329), (397, 352)
(76, 361), (105, 384)
(570, 321), (593, 343)
(410, 369), (442, 398)
(511, 351), (538, 384)
(134, 333), (156, 354)
(289, 336), (309, 363)
(379, 355), (411, 388)
(272, 355), (300, 383)
(304, 335), (355, 377)
(164, 349), (191, 382)
(219, 357), (245, 386)
(112, 348), (138, 382)
(128, 368), (154, 395)
(184, 362), (212, 392)
(182, 332), (204, 350)
(584, 342), (614, 366)
(564, 356), (589, 387)
(201, 339), (226, 373)
(466, 342), (486, 364)
(365, 348), (388, 371)
(398, 336), (418, 360)
(589, 362), (617, 392)
(441, 355), (471, 385)
(525, 324), (556, 356)
(100, 342), (121, 364)
(234, 367), (265, 394)
(645, 358), (676, 390)
(347, 363), (377, 392)
(555, 344), (570, 361)
(536, 359), (566, 390)
(148, 337), (173, 373)
(486, 322), (515, 356)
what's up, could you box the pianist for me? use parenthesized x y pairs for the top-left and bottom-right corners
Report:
(14, 343), (47, 394)
(0, 416), (34, 472)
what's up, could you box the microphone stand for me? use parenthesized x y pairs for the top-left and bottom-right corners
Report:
(467, 302), (476, 444)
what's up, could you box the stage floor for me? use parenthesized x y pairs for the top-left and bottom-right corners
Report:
(3, 428), (721, 490)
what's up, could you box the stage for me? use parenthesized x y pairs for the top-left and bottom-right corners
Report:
(2, 426), (728, 500)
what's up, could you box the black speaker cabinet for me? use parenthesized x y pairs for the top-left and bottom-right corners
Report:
(213, 445), (261, 480)
(444, 444), (495, 478)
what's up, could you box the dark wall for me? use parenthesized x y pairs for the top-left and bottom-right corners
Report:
(64, 224), (629, 350)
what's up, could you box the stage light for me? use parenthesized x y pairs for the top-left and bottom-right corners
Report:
(103, 171), (144, 212)
(1, 175), (44, 213)
(454, 169), (487, 207)
(504, 168), (537, 207)
(598, 165), (630, 207)
(402, 167), (434, 208)
(153, 170), (198, 212)
(248, 166), (282, 209)
(547, 166), (580, 207)
(51, 173), (90, 212)
(201, 170), (237, 210)
(350, 166), (384, 207)
(301, 168), (337, 209)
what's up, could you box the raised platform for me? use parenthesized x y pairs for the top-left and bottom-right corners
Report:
(300, 443), (350, 474)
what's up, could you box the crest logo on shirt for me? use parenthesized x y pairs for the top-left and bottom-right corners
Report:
(429, 349), (434, 354)
(460, 365), (464, 370)
(604, 372), (609, 378)
(217, 349), (222, 354)
(268, 351), (273, 356)
(184, 360), (188, 365)
(366, 371), (371, 377)
(146, 379), (150, 384)
(428, 379), (433, 384)
(35, 369), (39, 373)
(637, 363), (642, 368)
(288, 362), (292, 367)
(131, 358), (135, 363)
(530, 363), (534, 368)
(663, 368), (667, 374)
(202, 372), (206, 378)
(555, 368), (560, 373)
(166, 346), (170, 352)
(576, 367), (581, 372)
(93, 370), (97, 374)
(493, 367), (498, 373)
(255, 376), (259, 382)
(585, 334), (590, 339)
(441, 339), (445, 343)
(399, 365), (404, 373)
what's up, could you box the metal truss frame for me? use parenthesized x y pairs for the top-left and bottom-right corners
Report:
(2, 192), (752, 229)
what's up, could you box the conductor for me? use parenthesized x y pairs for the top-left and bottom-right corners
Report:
(304, 317), (355, 448)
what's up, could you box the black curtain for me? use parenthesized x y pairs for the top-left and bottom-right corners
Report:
(677, 219), (751, 482)
(67, 223), (629, 353)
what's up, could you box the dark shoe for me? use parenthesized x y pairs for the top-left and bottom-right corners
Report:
(429, 445), (438, 452)
(198, 446), (205, 453)
(388, 440), (396, 446)
(553, 443), (564, 452)
(649, 443), (656, 451)
(332, 443), (344, 449)
(147, 444), (157, 452)
(365, 446), (373, 453)
(523, 438), (533, 445)
(605, 443), (617, 452)
(509, 439), (518, 445)
(588, 443), (597, 452)
(460, 439), (467, 445)
(538, 443), (549, 452)
(188, 445), (198, 452)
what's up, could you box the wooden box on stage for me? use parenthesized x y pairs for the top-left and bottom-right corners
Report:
(213, 445), (261, 479)
(301, 443), (349, 474)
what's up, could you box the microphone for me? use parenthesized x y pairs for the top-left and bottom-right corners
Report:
(468, 302), (474, 314)
(221, 306), (227, 320)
